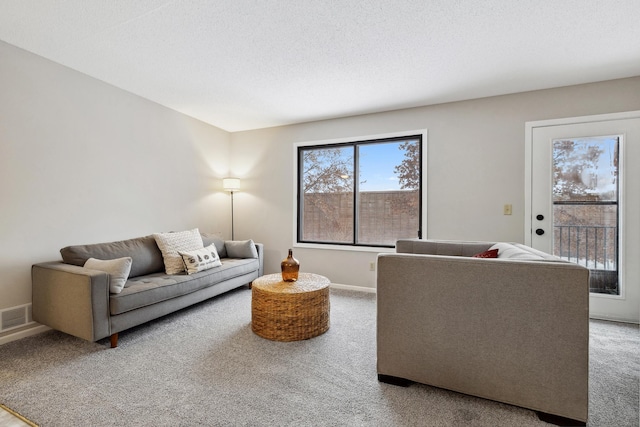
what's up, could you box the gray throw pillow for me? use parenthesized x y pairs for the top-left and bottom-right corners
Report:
(201, 233), (227, 258)
(225, 239), (258, 259)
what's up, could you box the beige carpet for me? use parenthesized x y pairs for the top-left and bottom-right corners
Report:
(0, 287), (638, 426)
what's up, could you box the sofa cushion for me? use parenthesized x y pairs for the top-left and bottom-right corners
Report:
(84, 257), (132, 293)
(60, 235), (164, 278)
(109, 258), (260, 315)
(179, 243), (222, 274)
(225, 239), (258, 258)
(153, 228), (204, 274)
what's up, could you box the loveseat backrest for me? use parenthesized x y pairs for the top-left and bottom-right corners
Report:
(395, 239), (494, 257)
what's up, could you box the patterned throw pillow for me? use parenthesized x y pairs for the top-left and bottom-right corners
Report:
(153, 228), (204, 274)
(84, 257), (133, 293)
(179, 244), (222, 274)
(472, 248), (499, 258)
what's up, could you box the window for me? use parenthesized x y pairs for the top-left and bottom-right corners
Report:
(297, 133), (423, 247)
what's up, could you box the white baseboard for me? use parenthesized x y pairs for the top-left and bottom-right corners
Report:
(589, 314), (640, 325)
(330, 283), (376, 293)
(0, 324), (49, 346)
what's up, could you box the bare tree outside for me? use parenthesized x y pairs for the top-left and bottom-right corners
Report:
(302, 147), (353, 194)
(394, 140), (420, 190)
(390, 139), (420, 218)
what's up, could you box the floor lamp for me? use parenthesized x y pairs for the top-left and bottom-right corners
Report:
(223, 178), (240, 240)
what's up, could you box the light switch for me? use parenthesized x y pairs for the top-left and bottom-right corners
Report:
(503, 204), (512, 215)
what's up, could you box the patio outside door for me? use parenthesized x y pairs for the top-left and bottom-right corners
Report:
(525, 112), (640, 323)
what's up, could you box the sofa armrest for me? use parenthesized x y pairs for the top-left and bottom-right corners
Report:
(32, 262), (111, 342)
(254, 243), (264, 277)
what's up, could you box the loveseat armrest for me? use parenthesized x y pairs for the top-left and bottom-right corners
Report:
(32, 262), (111, 342)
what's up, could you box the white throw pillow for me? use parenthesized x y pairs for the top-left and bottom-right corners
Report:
(179, 243), (222, 275)
(84, 257), (133, 294)
(153, 228), (204, 274)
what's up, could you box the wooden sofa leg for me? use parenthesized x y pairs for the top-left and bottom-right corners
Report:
(377, 374), (412, 387)
(537, 411), (586, 426)
(110, 333), (118, 348)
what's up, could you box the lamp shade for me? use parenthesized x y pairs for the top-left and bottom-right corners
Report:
(223, 178), (240, 192)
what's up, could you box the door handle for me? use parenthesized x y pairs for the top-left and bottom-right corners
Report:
(535, 228), (545, 236)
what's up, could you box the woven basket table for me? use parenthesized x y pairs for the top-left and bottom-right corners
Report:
(251, 272), (330, 342)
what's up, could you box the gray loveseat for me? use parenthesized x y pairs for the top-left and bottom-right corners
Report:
(376, 239), (589, 425)
(32, 232), (263, 348)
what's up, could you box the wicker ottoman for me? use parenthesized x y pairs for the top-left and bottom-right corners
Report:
(251, 272), (330, 341)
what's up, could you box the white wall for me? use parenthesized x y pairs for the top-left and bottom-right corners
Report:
(1, 38), (639, 339)
(231, 77), (640, 290)
(0, 42), (232, 323)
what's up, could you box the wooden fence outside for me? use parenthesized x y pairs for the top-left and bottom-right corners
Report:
(301, 190), (419, 245)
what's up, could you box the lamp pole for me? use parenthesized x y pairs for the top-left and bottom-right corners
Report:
(230, 190), (235, 240)
(223, 178), (240, 240)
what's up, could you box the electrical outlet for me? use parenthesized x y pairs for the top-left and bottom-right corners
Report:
(369, 261), (376, 271)
(503, 204), (512, 215)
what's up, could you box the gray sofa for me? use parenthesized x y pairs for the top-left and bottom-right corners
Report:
(32, 233), (263, 348)
(376, 239), (590, 425)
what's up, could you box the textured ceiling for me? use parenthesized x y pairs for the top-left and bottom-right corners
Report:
(1, 0), (639, 132)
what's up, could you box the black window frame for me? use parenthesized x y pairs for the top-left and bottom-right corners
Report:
(296, 134), (423, 248)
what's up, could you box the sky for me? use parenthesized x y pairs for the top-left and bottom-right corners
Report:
(358, 142), (411, 191)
